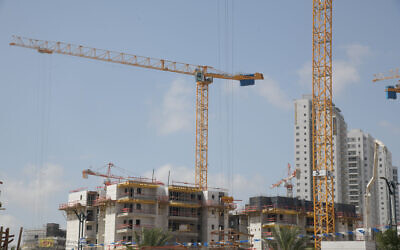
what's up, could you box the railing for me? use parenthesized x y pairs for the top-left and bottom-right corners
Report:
(116, 224), (153, 231)
(168, 198), (201, 204)
(59, 200), (85, 210)
(168, 227), (198, 234)
(203, 200), (223, 207)
(169, 211), (197, 218)
(93, 196), (113, 206)
(118, 193), (158, 200)
(119, 208), (156, 215)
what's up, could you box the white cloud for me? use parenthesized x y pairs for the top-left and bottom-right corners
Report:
(0, 214), (20, 229)
(151, 79), (194, 135)
(144, 164), (194, 185)
(253, 77), (292, 110)
(379, 120), (400, 135)
(3, 163), (66, 212)
(297, 44), (371, 95)
(221, 76), (292, 111)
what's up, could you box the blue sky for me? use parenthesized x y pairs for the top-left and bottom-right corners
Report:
(0, 0), (399, 232)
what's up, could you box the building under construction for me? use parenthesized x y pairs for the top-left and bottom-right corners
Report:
(229, 196), (360, 250)
(60, 177), (234, 249)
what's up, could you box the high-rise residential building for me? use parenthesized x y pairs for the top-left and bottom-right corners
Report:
(346, 129), (378, 226)
(346, 129), (395, 228)
(376, 142), (394, 227)
(293, 95), (348, 203)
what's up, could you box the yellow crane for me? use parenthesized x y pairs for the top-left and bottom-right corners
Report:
(10, 35), (263, 190)
(312, 0), (334, 248)
(373, 68), (400, 99)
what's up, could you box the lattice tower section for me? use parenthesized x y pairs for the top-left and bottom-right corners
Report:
(195, 81), (209, 189)
(312, 0), (335, 249)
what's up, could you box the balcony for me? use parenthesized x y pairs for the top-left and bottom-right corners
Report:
(169, 210), (198, 220)
(117, 208), (156, 217)
(262, 217), (297, 228)
(116, 224), (153, 234)
(117, 193), (158, 205)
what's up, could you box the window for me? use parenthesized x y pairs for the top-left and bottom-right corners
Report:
(212, 224), (215, 230)
(136, 204), (141, 210)
(212, 195), (215, 200)
(137, 188), (142, 194)
(136, 220), (141, 226)
(296, 132), (299, 136)
(296, 151), (300, 154)
(87, 225), (92, 230)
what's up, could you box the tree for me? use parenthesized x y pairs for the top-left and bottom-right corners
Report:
(267, 226), (307, 250)
(376, 228), (400, 250)
(126, 228), (172, 249)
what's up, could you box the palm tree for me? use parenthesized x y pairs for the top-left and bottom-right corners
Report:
(126, 227), (172, 249)
(266, 225), (307, 250)
(376, 228), (400, 250)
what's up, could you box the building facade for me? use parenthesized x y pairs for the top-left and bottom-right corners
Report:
(346, 129), (396, 229)
(61, 179), (232, 249)
(294, 94), (348, 203)
(230, 196), (358, 250)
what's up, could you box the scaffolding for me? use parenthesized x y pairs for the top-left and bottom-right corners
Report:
(210, 228), (254, 249)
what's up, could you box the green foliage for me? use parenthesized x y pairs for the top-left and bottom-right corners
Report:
(376, 228), (400, 250)
(267, 226), (308, 250)
(125, 227), (171, 249)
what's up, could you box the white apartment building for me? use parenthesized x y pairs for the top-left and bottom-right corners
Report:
(294, 95), (348, 203)
(347, 129), (378, 227)
(347, 129), (395, 229)
(60, 179), (232, 249)
(376, 141), (394, 228)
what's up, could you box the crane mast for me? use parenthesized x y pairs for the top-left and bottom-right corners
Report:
(312, 0), (334, 248)
(10, 36), (263, 190)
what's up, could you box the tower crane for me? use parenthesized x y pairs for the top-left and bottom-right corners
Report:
(312, 0), (334, 248)
(373, 68), (400, 99)
(82, 162), (162, 186)
(10, 36), (263, 190)
(270, 163), (296, 198)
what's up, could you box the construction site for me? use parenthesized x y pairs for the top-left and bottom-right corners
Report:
(0, 1), (400, 250)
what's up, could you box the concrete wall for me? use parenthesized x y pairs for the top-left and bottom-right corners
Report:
(322, 241), (375, 250)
